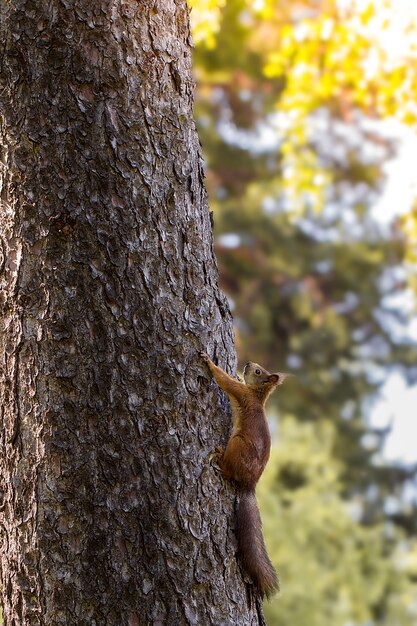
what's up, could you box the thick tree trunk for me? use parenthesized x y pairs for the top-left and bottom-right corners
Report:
(0, 1), (266, 624)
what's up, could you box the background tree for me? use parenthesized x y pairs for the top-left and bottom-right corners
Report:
(0, 1), (264, 624)
(189, 0), (417, 623)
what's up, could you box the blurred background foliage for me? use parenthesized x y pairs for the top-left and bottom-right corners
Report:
(188, 0), (417, 623)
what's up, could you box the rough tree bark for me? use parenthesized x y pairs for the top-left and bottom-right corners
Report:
(0, 1), (267, 624)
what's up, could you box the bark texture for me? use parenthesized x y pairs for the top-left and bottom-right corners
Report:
(0, 1), (266, 624)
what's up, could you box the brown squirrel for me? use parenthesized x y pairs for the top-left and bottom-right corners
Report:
(201, 352), (290, 599)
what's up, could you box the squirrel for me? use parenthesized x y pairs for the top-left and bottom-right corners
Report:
(201, 352), (290, 599)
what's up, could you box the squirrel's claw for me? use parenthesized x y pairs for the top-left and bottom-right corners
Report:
(200, 351), (210, 363)
(209, 446), (224, 470)
(210, 445), (223, 462)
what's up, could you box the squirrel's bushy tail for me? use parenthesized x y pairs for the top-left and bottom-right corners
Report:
(236, 490), (279, 599)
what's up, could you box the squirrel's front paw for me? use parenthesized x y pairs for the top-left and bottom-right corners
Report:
(199, 351), (210, 364)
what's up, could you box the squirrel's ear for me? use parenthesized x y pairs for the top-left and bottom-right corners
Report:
(270, 372), (292, 385)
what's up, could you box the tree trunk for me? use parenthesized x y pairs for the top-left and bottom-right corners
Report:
(0, 1), (266, 624)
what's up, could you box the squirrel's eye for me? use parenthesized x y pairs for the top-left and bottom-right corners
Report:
(255, 368), (261, 375)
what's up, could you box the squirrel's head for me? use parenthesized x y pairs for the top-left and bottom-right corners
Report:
(243, 361), (291, 395)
